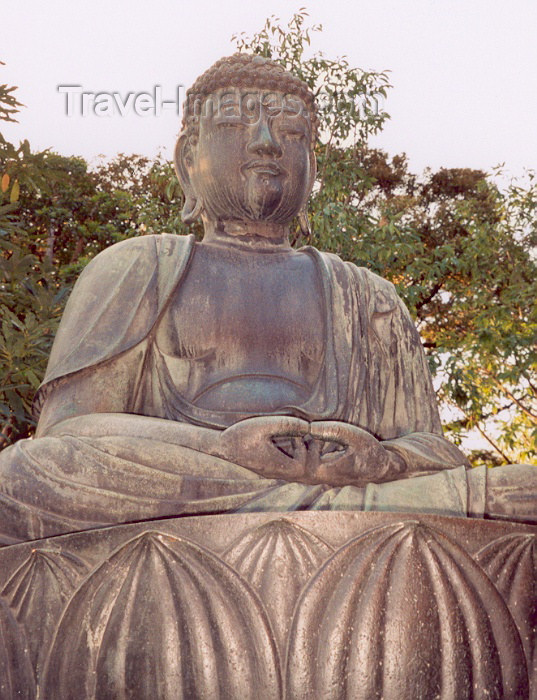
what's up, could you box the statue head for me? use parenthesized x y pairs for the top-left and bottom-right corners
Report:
(174, 54), (318, 236)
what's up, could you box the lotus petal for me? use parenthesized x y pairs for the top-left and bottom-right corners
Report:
(285, 521), (528, 700)
(41, 531), (280, 699)
(223, 518), (333, 651)
(1, 548), (87, 679)
(476, 533), (536, 692)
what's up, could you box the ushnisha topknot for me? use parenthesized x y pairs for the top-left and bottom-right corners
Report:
(181, 53), (319, 145)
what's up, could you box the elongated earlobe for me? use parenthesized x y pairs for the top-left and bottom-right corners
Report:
(174, 132), (203, 224)
(298, 208), (311, 236)
(182, 196), (204, 224)
(298, 150), (316, 236)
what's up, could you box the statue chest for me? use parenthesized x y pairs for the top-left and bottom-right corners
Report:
(153, 245), (326, 412)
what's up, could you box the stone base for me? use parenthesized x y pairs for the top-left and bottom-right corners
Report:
(0, 512), (534, 698)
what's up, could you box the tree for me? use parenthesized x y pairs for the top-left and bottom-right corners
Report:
(0, 77), (74, 444)
(0, 62), (21, 124)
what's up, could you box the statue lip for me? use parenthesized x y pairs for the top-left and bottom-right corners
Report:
(242, 160), (286, 177)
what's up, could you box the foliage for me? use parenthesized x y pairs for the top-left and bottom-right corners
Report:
(0, 79), (77, 442)
(232, 9), (391, 146)
(0, 231), (67, 442)
(0, 61), (22, 124)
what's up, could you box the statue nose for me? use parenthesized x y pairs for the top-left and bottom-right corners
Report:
(247, 121), (282, 158)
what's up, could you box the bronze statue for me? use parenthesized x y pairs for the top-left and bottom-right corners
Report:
(0, 54), (533, 544)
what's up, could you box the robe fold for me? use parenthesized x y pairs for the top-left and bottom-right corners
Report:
(0, 233), (478, 546)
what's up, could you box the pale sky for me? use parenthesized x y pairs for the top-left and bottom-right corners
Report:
(3, 0), (537, 179)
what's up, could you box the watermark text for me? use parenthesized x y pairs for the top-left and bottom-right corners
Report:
(57, 85), (184, 117)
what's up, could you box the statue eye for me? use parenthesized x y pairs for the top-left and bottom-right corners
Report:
(279, 126), (306, 140)
(215, 119), (246, 129)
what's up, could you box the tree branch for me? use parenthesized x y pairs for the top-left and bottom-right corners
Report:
(520, 371), (537, 396)
(473, 422), (511, 463)
(414, 279), (444, 313)
(444, 399), (512, 463)
(479, 369), (537, 424)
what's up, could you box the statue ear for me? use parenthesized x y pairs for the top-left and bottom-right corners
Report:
(308, 148), (317, 193)
(174, 132), (203, 224)
(299, 150), (317, 236)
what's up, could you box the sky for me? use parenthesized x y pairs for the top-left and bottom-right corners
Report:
(2, 0), (537, 180)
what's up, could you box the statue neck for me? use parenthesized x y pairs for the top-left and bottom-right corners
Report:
(201, 220), (292, 252)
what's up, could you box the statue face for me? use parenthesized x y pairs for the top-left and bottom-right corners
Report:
(187, 88), (315, 224)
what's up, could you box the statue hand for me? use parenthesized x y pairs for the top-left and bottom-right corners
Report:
(216, 417), (406, 486)
(307, 421), (407, 486)
(216, 416), (312, 481)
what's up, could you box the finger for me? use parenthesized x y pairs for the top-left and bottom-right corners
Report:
(268, 416), (310, 438)
(217, 416), (309, 461)
(222, 415), (309, 438)
(309, 420), (371, 445)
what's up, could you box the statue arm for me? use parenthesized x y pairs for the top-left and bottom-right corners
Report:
(333, 260), (469, 476)
(33, 234), (193, 431)
(33, 234), (193, 437)
(35, 342), (147, 437)
(371, 292), (470, 472)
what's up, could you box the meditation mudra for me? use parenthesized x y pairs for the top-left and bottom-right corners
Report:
(0, 55), (533, 544)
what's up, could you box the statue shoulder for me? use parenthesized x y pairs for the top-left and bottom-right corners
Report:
(37, 234), (195, 403)
(318, 250), (401, 315)
(63, 233), (195, 304)
(78, 232), (192, 278)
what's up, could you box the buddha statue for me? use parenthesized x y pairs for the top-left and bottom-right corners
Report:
(0, 54), (533, 545)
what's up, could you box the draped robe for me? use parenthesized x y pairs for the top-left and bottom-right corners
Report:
(0, 234), (494, 545)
